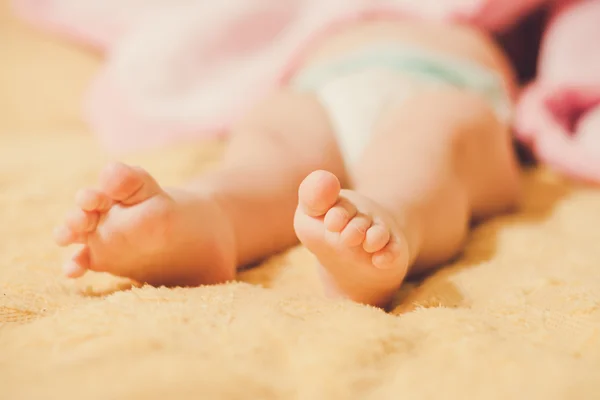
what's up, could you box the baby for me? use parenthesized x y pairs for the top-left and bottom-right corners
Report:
(54, 18), (521, 307)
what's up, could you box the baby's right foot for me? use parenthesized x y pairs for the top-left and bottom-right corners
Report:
(294, 171), (412, 307)
(54, 162), (236, 286)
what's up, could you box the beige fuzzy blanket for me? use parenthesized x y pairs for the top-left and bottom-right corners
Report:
(1, 3), (599, 398)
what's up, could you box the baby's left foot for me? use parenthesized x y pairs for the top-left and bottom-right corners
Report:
(53, 162), (236, 286)
(294, 171), (412, 307)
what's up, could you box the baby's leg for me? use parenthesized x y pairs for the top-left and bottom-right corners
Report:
(295, 88), (521, 306)
(54, 91), (345, 285)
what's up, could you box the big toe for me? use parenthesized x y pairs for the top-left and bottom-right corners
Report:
(99, 162), (162, 204)
(298, 170), (341, 217)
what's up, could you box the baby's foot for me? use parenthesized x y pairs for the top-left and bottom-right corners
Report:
(294, 171), (411, 307)
(54, 162), (235, 286)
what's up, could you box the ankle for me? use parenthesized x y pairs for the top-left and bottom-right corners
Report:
(169, 185), (239, 276)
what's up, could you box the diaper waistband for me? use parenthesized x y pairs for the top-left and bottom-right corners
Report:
(291, 42), (512, 122)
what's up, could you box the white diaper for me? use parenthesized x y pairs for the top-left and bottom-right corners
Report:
(290, 43), (512, 166)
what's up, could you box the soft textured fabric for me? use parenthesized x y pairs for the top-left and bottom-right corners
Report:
(514, 0), (600, 184)
(2, 6), (600, 399)
(291, 42), (511, 164)
(12, 0), (547, 154)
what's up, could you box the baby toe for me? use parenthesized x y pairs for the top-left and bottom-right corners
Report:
(99, 162), (162, 204)
(63, 260), (88, 278)
(324, 198), (357, 233)
(372, 240), (402, 269)
(76, 189), (112, 212)
(339, 214), (372, 247)
(63, 247), (90, 278)
(298, 170), (341, 217)
(53, 226), (86, 246)
(363, 224), (390, 253)
(65, 208), (99, 233)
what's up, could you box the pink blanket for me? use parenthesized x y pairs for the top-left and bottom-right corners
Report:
(13, 0), (600, 183)
(514, 0), (600, 183)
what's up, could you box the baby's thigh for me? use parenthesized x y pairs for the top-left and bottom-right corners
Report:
(368, 88), (520, 214)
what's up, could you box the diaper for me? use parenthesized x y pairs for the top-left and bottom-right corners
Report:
(290, 43), (512, 166)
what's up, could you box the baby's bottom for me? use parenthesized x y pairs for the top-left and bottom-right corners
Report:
(54, 85), (520, 306)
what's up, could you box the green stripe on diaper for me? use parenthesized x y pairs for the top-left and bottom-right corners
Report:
(291, 43), (510, 120)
